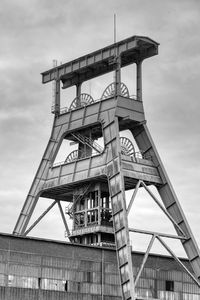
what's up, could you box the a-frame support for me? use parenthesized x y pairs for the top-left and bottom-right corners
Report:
(12, 35), (200, 300)
(131, 123), (200, 282)
(127, 179), (200, 287)
(106, 117), (136, 300)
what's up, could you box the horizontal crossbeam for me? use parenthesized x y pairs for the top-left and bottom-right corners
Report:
(41, 36), (159, 87)
(129, 227), (187, 240)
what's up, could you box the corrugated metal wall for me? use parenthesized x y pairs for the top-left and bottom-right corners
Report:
(0, 234), (199, 299)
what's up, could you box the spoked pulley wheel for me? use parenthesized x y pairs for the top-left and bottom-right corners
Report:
(120, 137), (135, 157)
(101, 82), (129, 100)
(69, 93), (94, 110)
(65, 150), (79, 163)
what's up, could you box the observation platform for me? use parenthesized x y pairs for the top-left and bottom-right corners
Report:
(41, 150), (161, 201)
(70, 225), (114, 238)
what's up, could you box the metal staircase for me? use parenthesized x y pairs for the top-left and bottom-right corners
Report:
(65, 184), (91, 219)
(71, 132), (103, 154)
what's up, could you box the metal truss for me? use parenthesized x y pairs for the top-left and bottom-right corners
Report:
(127, 180), (200, 289)
(23, 200), (71, 239)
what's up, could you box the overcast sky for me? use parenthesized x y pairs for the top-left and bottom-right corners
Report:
(0, 0), (200, 257)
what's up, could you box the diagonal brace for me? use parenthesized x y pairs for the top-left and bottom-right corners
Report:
(140, 181), (186, 237)
(156, 236), (200, 287)
(57, 201), (70, 238)
(135, 234), (156, 286)
(127, 180), (141, 214)
(24, 200), (57, 236)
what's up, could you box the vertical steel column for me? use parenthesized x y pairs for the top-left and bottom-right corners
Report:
(115, 55), (121, 96)
(136, 60), (142, 101)
(54, 67), (60, 114)
(105, 57), (135, 299)
(76, 83), (82, 106)
(105, 117), (135, 300)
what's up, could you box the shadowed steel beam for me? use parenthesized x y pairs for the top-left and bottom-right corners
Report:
(129, 227), (187, 240)
(127, 180), (141, 215)
(136, 61), (143, 101)
(24, 200), (57, 236)
(135, 235), (156, 286)
(57, 201), (70, 237)
(156, 236), (200, 287)
(140, 181), (185, 237)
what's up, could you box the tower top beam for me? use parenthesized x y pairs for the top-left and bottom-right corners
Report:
(41, 35), (159, 88)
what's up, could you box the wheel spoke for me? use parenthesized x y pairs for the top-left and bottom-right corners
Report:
(120, 137), (135, 157)
(101, 82), (129, 99)
(65, 150), (79, 163)
(69, 94), (94, 111)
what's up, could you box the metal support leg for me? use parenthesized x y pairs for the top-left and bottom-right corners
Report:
(57, 201), (71, 238)
(114, 55), (121, 97)
(136, 60), (142, 101)
(76, 83), (82, 106)
(105, 117), (135, 300)
(131, 123), (200, 281)
(55, 78), (60, 114)
(13, 121), (63, 235)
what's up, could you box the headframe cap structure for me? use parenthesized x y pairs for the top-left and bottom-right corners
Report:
(41, 35), (159, 89)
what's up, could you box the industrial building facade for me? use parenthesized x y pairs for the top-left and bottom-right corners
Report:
(0, 233), (199, 300)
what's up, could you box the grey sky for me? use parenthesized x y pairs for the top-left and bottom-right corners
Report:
(0, 0), (200, 256)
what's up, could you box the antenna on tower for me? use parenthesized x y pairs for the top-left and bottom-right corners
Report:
(113, 14), (117, 82)
(114, 13), (117, 44)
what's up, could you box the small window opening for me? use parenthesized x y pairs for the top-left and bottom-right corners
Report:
(86, 271), (91, 283)
(8, 275), (14, 286)
(38, 277), (41, 289)
(166, 280), (174, 291)
(77, 281), (81, 292)
(64, 280), (68, 292)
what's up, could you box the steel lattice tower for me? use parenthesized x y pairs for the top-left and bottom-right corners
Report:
(13, 36), (200, 300)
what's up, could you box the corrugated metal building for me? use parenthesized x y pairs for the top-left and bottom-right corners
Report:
(0, 233), (199, 299)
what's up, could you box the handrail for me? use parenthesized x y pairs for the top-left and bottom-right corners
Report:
(52, 150), (100, 167)
(59, 94), (139, 115)
(53, 150), (152, 168)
